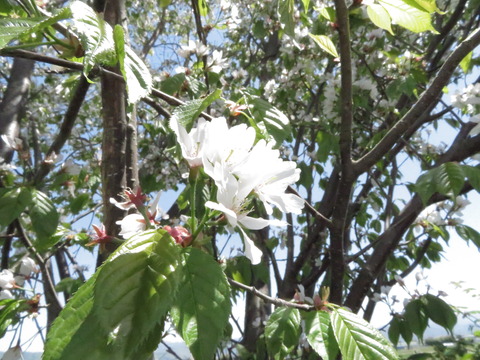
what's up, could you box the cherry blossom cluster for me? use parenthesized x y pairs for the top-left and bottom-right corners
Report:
(170, 116), (304, 264)
(0, 257), (38, 301)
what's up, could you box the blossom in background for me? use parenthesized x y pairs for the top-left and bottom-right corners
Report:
(0, 290), (13, 300)
(18, 257), (37, 278)
(206, 50), (228, 74)
(0, 270), (15, 290)
(87, 224), (113, 250)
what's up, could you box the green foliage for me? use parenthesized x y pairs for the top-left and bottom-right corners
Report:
(243, 92), (292, 145)
(308, 33), (339, 58)
(0, 299), (27, 338)
(422, 294), (457, 334)
(415, 163), (480, 204)
(265, 307), (301, 359)
(367, 4), (394, 35)
(455, 225), (480, 250)
(169, 89), (222, 131)
(278, 0), (295, 37)
(44, 230), (183, 360)
(171, 247), (231, 360)
(0, 187), (31, 227)
(375, 0), (438, 33)
(330, 307), (399, 360)
(303, 311), (339, 360)
(29, 189), (59, 242)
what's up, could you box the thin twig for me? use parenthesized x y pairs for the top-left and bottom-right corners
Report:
(228, 278), (314, 311)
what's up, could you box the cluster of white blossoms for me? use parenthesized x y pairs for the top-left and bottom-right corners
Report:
(170, 116), (305, 264)
(451, 83), (480, 136)
(0, 257), (37, 300)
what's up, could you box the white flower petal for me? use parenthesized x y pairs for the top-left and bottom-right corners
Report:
(239, 228), (263, 265)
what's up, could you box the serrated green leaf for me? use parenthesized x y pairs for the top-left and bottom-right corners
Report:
(278, 0), (295, 37)
(243, 93), (292, 145)
(0, 187), (31, 227)
(367, 4), (394, 35)
(415, 162), (466, 203)
(330, 307), (398, 360)
(43, 272), (98, 360)
(94, 230), (182, 358)
(169, 89), (221, 131)
(171, 247), (231, 360)
(456, 225), (480, 250)
(304, 311), (339, 360)
(44, 230), (182, 360)
(68, 1), (117, 76)
(29, 189), (59, 241)
(114, 24), (152, 103)
(422, 294), (456, 334)
(0, 18), (42, 49)
(265, 307), (301, 360)
(378, 0), (438, 33)
(404, 299), (428, 341)
(309, 33), (339, 58)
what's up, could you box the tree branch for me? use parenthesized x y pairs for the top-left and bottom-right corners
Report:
(354, 27), (480, 174)
(228, 278), (314, 311)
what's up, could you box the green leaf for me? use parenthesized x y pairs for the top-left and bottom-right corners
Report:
(160, 73), (186, 95)
(171, 247), (231, 360)
(301, 0), (310, 12)
(377, 0), (438, 33)
(197, 0), (209, 16)
(0, 18), (42, 49)
(309, 33), (339, 58)
(265, 307), (301, 360)
(330, 307), (398, 360)
(278, 0), (295, 37)
(244, 93), (292, 145)
(44, 230), (182, 360)
(169, 89), (222, 131)
(422, 294), (457, 334)
(415, 162), (466, 203)
(402, 0), (440, 13)
(0, 7), (71, 49)
(55, 277), (84, 295)
(463, 165), (480, 191)
(0, 299), (27, 338)
(388, 317), (401, 346)
(0, 187), (31, 227)
(304, 311), (339, 360)
(318, 7), (336, 22)
(68, 1), (117, 76)
(29, 189), (59, 241)
(93, 230), (182, 358)
(113, 24), (152, 103)
(367, 4), (394, 35)
(43, 272), (99, 360)
(460, 51), (473, 73)
(456, 225), (480, 250)
(404, 299), (428, 341)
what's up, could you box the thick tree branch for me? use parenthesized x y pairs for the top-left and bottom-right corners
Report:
(33, 76), (90, 185)
(354, 28), (480, 174)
